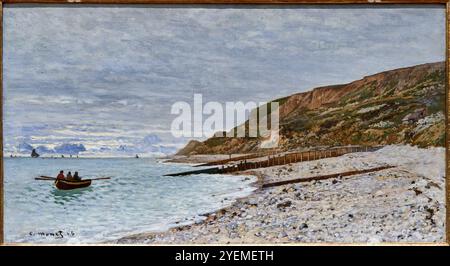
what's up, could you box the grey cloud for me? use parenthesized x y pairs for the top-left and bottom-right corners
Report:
(3, 5), (445, 155)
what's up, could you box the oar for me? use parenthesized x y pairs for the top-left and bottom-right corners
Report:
(87, 177), (111, 181)
(35, 176), (111, 181)
(39, 176), (56, 179)
(35, 177), (56, 181)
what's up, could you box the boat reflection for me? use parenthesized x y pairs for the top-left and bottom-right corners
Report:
(51, 187), (93, 205)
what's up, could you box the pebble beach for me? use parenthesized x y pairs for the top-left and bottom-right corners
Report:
(115, 145), (445, 244)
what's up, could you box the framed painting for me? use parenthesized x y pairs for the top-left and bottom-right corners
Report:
(0, 0), (449, 248)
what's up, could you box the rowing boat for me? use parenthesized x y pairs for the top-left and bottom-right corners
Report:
(54, 179), (92, 190)
(35, 175), (110, 190)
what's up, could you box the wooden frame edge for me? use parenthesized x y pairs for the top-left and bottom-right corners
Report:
(446, 1), (449, 246)
(1, 1), (4, 245)
(1, 0), (449, 5)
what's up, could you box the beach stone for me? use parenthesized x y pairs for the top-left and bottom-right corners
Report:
(194, 218), (204, 224)
(278, 231), (288, 238)
(282, 185), (296, 193)
(227, 222), (238, 231)
(276, 200), (292, 210)
(247, 198), (258, 206)
(294, 184), (302, 190)
(299, 223), (308, 229)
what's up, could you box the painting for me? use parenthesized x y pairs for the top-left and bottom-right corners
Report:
(2, 4), (447, 244)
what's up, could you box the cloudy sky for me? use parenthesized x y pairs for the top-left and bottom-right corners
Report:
(3, 5), (445, 157)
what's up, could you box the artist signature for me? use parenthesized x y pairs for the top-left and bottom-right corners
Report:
(29, 230), (76, 239)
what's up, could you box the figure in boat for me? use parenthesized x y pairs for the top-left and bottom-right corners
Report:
(73, 171), (81, 180)
(66, 171), (73, 180)
(56, 170), (65, 180)
(31, 149), (40, 158)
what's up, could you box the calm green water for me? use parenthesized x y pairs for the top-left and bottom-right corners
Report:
(4, 157), (256, 243)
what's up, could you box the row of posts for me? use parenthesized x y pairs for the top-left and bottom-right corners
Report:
(219, 146), (374, 173)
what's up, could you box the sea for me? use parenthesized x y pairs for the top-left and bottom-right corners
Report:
(3, 157), (257, 244)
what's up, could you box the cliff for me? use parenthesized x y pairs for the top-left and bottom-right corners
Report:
(177, 62), (445, 155)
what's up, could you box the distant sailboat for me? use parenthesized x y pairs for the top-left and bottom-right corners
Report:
(31, 149), (40, 158)
(135, 154), (139, 159)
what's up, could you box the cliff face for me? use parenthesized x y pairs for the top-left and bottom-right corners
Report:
(177, 62), (446, 155)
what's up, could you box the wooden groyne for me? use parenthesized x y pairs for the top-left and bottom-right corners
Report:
(262, 165), (395, 188)
(218, 145), (382, 174)
(164, 167), (221, 176)
(165, 145), (383, 176)
(194, 151), (274, 167)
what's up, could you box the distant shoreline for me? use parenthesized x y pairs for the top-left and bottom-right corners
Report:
(3, 155), (163, 159)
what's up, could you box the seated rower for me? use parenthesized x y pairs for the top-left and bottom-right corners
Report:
(73, 171), (81, 181)
(66, 171), (73, 180)
(56, 170), (65, 180)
